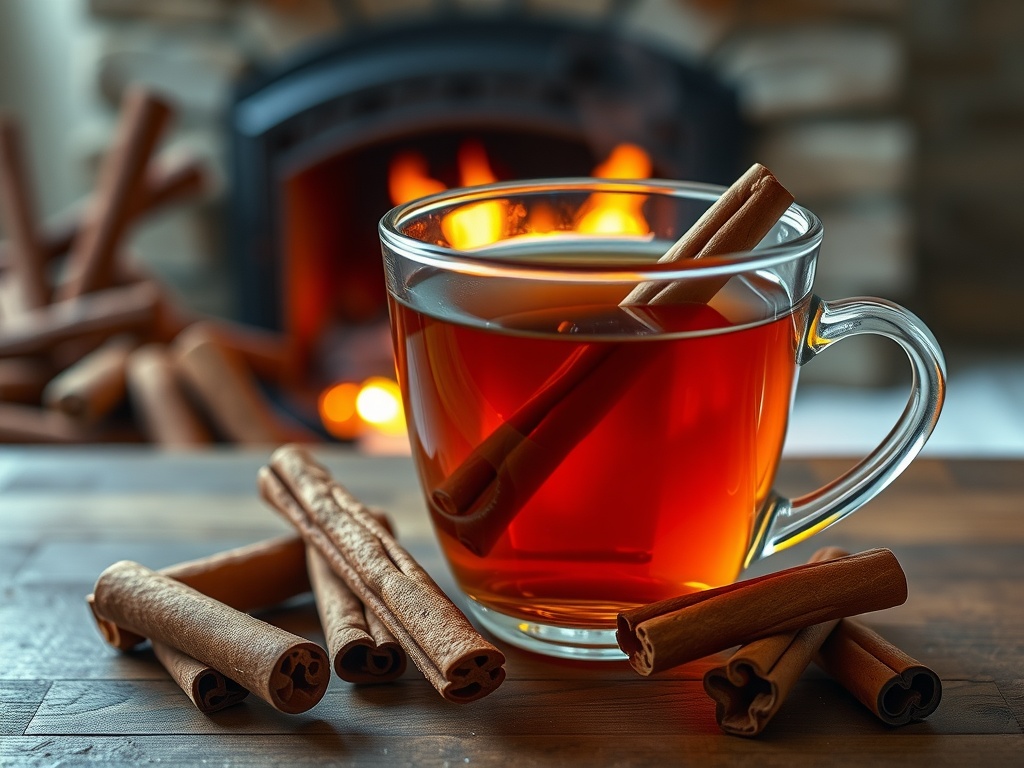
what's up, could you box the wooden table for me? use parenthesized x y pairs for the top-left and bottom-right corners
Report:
(1, 449), (1022, 766)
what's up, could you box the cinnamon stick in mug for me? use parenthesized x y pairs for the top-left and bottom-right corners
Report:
(616, 548), (908, 676)
(259, 444), (506, 703)
(430, 164), (794, 555)
(702, 546), (849, 737)
(92, 560), (329, 714)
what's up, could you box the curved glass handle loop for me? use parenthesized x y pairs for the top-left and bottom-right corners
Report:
(746, 295), (947, 566)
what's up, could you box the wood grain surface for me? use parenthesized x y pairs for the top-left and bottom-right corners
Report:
(0, 449), (1022, 766)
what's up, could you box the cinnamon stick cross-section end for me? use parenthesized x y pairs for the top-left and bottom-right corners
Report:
(152, 640), (250, 714)
(815, 617), (942, 726)
(258, 444), (506, 703)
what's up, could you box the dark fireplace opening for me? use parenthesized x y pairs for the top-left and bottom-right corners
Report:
(228, 13), (744, 438)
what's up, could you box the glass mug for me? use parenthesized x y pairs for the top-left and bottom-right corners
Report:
(379, 178), (945, 659)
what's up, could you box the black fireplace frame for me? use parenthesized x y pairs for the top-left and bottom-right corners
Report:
(228, 14), (745, 333)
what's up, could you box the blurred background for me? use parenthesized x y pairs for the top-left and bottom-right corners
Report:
(1, 0), (1022, 454)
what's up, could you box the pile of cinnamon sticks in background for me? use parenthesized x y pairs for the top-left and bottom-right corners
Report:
(89, 444), (506, 714)
(0, 85), (317, 447)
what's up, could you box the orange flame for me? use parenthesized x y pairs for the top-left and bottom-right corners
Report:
(387, 141), (653, 249)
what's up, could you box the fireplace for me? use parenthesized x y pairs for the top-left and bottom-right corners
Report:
(227, 13), (744, 436)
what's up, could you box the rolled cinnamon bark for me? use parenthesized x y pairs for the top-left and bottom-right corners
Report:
(57, 86), (173, 300)
(93, 560), (329, 714)
(173, 325), (295, 445)
(0, 281), (159, 359)
(175, 320), (297, 386)
(815, 617), (942, 726)
(430, 164), (794, 556)
(616, 548), (908, 676)
(0, 357), (52, 404)
(151, 641), (250, 714)
(702, 546), (849, 737)
(42, 334), (136, 424)
(89, 535), (309, 652)
(0, 403), (92, 443)
(125, 343), (214, 447)
(259, 444), (506, 703)
(307, 546), (407, 684)
(0, 117), (49, 309)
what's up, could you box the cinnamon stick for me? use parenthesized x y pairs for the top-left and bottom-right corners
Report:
(0, 151), (209, 275)
(57, 86), (173, 300)
(173, 325), (298, 444)
(430, 164), (793, 555)
(702, 546), (849, 737)
(175, 320), (297, 386)
(151, 641), (250, 714)
(42, 334), (136, 424)
(0, 281), (159, 359)
(89, 535), (309, 652)
(258, 444), (506, 703)
(125, 343), (214, 447)
(0, 116), (49, 309)
(0, 403), (92, 443)
(307, 546), (407, 684)
(92, 560), (329, 714)
(0, 358), (52, 404)
(815, 617), (942, 726)
(616, 548), (908, 676)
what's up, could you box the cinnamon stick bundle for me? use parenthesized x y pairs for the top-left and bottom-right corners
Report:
(0, 403), (91, 443)
(259, 444), (506, 703)
(92, 560), (329, 714)
(151, 641), (250, 714)
(430, 164), (794, 556)
(616, 549), (908, 676)
(702, 546), (848, 737)
(0, 116), (49, 309)
(815, 617), (942, 726)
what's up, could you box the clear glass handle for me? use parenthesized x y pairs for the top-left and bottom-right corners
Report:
(746, 295), (947, 565)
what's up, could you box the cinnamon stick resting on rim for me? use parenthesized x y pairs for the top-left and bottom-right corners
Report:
(430, 164), (794, 556)
(259, 444), (506, 703)
(616, 548), (908, 676)
(702, 546), (849, 737)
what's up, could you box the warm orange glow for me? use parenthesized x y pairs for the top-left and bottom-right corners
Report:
(439, 141), (504, 249)
(576, 142), (652, 235)
(355, 377), (406, 435)
(319, 381), (362, 439)
(388, 151), (446, 205)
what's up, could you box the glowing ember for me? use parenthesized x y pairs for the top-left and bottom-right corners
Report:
(319, 381), (362, 439)
(354, 377), (406, 435)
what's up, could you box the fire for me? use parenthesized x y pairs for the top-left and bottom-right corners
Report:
(386, 140), (653, 248)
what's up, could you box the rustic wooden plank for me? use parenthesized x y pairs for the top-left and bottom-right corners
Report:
(3, 733), (1023, 768)
(24, 678), (1016, 738)
(998, 680), (1024, 733)
(0, 544), (32, 581)
(0, 681), (49, 736)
